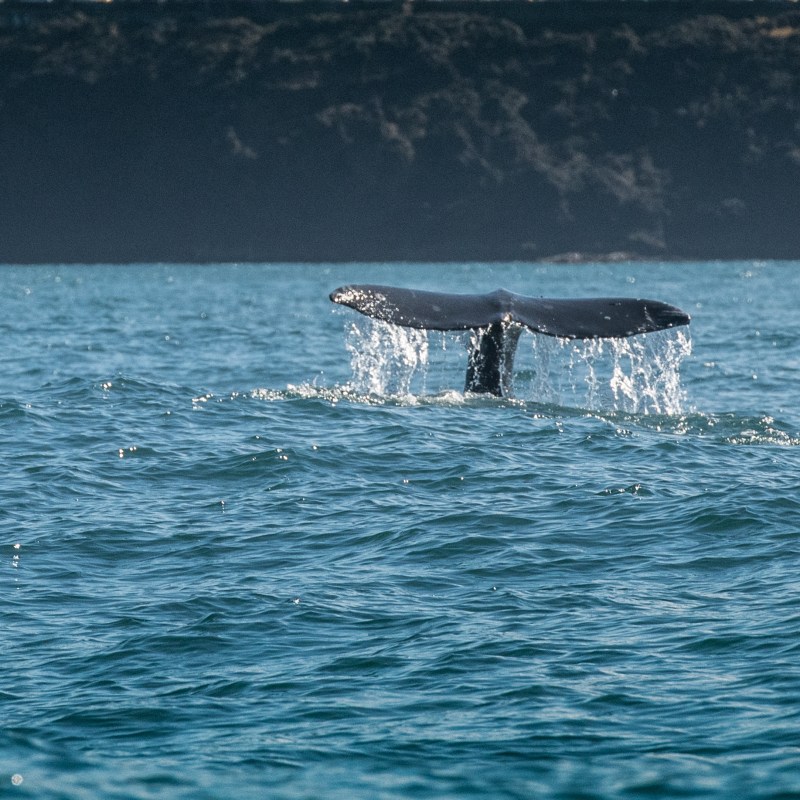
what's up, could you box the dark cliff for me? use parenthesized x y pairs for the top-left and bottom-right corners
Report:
(2, 1), (800, 263)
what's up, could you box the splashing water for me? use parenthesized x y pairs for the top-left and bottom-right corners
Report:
(343, 318), (691, 413)
(346, 319), (430, 396)
(515, 327), (692, 414)
(609, 328), (692, 414)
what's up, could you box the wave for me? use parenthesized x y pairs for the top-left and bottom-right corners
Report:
(13, 369), (795, 449)
(240, 386), (800, 447)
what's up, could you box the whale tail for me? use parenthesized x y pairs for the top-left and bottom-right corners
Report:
(330, 285), (690, 396)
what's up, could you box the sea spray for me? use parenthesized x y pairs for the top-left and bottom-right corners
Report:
(608, 327), (692, 414)
(516, 327), (692, 413)
(346, 319), (430, 396)
(345, 318), (691, 413)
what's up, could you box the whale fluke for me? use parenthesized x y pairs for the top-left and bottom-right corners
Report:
(330, 285), (690, 395)
(330, 285), (690, 339)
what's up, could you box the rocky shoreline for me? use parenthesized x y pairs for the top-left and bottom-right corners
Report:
(2, 1), (800, 263)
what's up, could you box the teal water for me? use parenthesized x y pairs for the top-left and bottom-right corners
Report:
(3, 262), (800, 799)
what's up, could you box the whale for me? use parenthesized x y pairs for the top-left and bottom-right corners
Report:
(330, 285), (691, 396)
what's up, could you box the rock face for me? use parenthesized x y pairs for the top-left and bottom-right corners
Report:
(2, 1), (800, 263)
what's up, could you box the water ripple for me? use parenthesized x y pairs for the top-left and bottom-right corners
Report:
(4, 263), (800, 800)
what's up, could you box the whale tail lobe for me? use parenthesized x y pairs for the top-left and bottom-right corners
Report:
(330, 285), (690, 396)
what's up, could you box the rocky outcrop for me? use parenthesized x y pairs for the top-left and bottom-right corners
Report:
(2, 1), (800, 262)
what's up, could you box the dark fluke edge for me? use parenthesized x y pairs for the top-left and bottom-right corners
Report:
(331, 285), (690, 396)
(330, 285), (690, 338)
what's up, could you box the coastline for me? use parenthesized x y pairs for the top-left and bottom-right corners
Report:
(2, 0), (800, 263)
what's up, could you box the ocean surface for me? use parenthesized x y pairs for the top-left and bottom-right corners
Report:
(3, 261), (800, 800)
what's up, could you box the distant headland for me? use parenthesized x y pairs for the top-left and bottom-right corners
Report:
(2, 1), (800, 263)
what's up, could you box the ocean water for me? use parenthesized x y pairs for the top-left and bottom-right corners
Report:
(2, 261), (800, 800)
